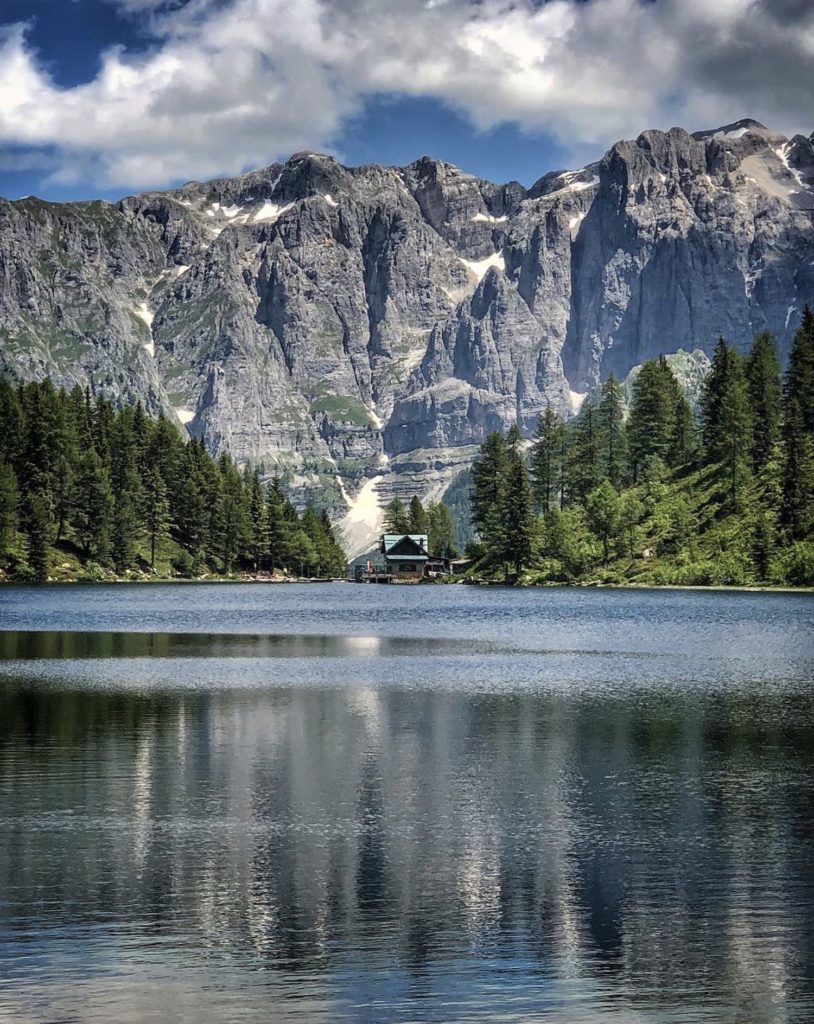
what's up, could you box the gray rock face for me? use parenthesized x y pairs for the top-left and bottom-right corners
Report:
(1, 120), (813, 548)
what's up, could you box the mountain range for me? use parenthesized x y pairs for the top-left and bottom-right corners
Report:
(1, 117), (812, 553)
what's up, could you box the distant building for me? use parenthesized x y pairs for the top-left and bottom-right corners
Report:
(380, 534), (430, 578)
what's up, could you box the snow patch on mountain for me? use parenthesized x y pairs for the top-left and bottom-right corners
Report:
(459, 252), (505, 281)
(252, 200), (295, 223)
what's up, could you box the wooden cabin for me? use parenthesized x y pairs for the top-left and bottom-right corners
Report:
(380, 534), (430, 579)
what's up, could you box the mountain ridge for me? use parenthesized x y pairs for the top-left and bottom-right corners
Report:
(1, 119), (813, 554)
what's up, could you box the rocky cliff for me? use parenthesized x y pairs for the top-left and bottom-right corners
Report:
(1, 118), (812, 552)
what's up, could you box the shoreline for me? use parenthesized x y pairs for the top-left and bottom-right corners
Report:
(0, 575), (810, 594)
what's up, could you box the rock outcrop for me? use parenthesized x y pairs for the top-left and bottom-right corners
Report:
(1, 119), (812, 552)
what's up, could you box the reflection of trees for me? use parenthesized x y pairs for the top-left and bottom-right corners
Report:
(0, 686), (813, 1018)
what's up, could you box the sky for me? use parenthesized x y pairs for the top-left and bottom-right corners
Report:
(1, 0), (813, 203)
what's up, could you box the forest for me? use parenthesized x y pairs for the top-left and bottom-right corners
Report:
(0, 382), (347, 582)
(465, 311), (814, 587)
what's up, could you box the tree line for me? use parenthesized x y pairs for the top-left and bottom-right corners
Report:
(468, 310), (814, 585)
(0, 380), (346, 581)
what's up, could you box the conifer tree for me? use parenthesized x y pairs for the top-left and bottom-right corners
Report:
(597, 374), (628, 489)
(383, 497), (410, 533)
(670, 396), (696, 469)
(530, 407), (565, 515)
(500, 449), (533, 575)
(471, 432), (509, 556)
(627, 358), (681, 480)
(218, 454), (249, 572)
(26, 491), (52, 583)
(427, 501), (455, 557)
(0, 461), (18, 557)
(247, 468), (268, 571)
(266, 477), (290, 574)
(780, 397), (814, 540)
(73, 449), (113, 560)
(747, 331), (782, 472)
(785, 306), (814, 432)
(700, 338), (752, 506)
(567, 403), (601, 504)
(143, 466), (171, 570)
(408, 495), (429, 534)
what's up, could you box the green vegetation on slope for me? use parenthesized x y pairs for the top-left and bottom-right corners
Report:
(464, 314), (814, 587)
(0, 381), (346, 582)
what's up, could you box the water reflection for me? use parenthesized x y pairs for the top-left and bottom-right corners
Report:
(1, 682), (813, 1022)
(0, 630), (492, 661)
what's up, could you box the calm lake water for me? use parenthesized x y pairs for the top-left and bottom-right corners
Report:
(1, 584), (813, 1023)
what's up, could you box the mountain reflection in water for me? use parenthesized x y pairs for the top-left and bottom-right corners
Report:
(0, 584), (812, 1023)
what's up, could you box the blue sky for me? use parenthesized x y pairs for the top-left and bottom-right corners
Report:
(1, 0), (811, 203)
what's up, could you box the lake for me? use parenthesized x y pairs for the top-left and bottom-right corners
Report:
(1, 583), (813, 1023)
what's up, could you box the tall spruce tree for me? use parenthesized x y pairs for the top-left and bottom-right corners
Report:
(747, 331), (782, 472)
(143, 466), (171, 570)
(500, 448), (533, 576)
(26, 491), (52, 583)
(627, 357), (683, 480)
(408, 495), (429, 534)
(530, 407), (565, 515)
(427, 501), (455, 557)
(700, 338), (752, 506)
(0, 461), (18, 557)
(73, 449), (113, 560)
(383, 497), (410, 533)
(567, 403), (601, 504)
(785, 306), (814, 431)
(471, 432), (509, 555)
(780, 312), (814, 539)
(266, 477), (290, 573)
(780, 397), (814, 540)
(597, 374), (628, 489)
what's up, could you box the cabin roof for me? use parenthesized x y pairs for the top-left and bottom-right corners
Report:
(381, 533), (430, 560)
(382, 533), (428, 554)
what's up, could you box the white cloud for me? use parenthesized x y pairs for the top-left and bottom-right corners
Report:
(1, 0), (813, 190)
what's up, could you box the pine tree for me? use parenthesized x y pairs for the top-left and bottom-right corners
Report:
(471, 432), (509, 558)
(26, 491), (52, 582)
(780, 397), (814, 540)
(112, 492), (140, 572)
(747, 331), (782, 472)
(266, 477), (290, 574)
(627, 357), (682, 480)
(597, 375), (628, 489)
(383, 497), (410, 533)
(700, 338), (752, 506)
(247, 469), (268, 571)
(408, 495), (429, 534)
(670, 396), (696, 468)
(0, 380), (25, 468)
(427, 501), (455, 558)
(73, 449), (113, 560)
(530, 407), (565, 515)
(500, 450), (533, 576)
(567, 402), (600, 504)
(217, 454), (249, 573)
(785, 306), (814, 432)
(0, 461), (19, 557)
(143, 466), (171, 570)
